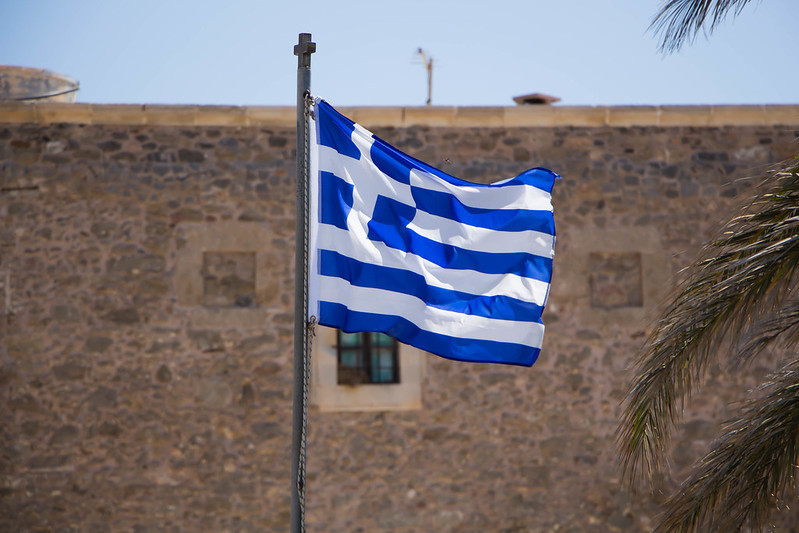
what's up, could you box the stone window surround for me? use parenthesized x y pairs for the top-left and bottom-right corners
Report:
(311, 325), (424, 412)
(175, 222), (279, 328)
(551, 225), (670, 327)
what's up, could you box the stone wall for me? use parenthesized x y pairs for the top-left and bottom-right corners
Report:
(1, 103), (798, 532)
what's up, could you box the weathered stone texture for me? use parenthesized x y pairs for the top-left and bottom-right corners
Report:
(589, 252), (643, 309)
(202, 252), (257, 307)
(1, 109), (798, 531)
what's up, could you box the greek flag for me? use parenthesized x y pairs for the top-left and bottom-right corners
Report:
(308, 99), (557, 366)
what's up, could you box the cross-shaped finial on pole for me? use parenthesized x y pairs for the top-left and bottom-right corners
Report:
(294, 33), (316, 69)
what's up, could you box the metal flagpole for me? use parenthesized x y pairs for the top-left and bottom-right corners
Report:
(291, 32), (315, 533)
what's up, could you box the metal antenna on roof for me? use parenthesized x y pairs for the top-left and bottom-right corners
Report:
(417, 48), (433, 106)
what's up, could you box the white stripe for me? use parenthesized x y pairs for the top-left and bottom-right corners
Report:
(315, 224), (551, 305)
(409, 168), (553, 211)
(319, 276), (545, 348)
(408, 210), (555, 257)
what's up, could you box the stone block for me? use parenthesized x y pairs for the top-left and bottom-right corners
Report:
(84, 387), (118, 410)
(504, 106), (608, 127)
(49, 425), (80, 445)
(659, 106), (713, 126)
(250, 421), (281, 440)
(346, 107), (404, 127)
(143, 105), (197, 125)
(0, 103), (37, 123)
(403, 106), (457, 127)
(762, 105), (799, 126)
(244, 106), (294, 127)
(103, 307), (140, 324)
(91, 104), (147, 124)
(605, 106), (660, 127)
(709, 105), (764, 126)
(188, 329), (223, 352)
(53, 358), (89, 381)
(454, 106), (505, 127)
(35, 103), (92, 124)
(195, 105), (246, 126)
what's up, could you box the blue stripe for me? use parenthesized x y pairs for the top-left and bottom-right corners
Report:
(506, 167), (559, 193)
(366, 196), (553, 281)
(319, 302), (540, 366)
(412, 187), (555, 234)
(320, 171), (353, 230)
(319, 250), (544, 323)
(370, 135), (412, 185)
(317, 100), (360, 160)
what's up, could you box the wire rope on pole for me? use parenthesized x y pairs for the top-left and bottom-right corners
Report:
(290, 32), (315, 533)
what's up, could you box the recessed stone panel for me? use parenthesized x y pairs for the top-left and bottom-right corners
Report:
(202, 251), (256, 307)
(589, 251), (643, 309)
(311, 326), (423, 412)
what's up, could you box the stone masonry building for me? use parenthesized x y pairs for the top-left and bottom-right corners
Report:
(1, 101), (799, 531)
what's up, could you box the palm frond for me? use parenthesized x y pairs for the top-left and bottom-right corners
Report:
(654, 358), (799, 532)
(618, 157), (799, 483)
(733, 300), (799, 367)
(651, 0), (755, 52)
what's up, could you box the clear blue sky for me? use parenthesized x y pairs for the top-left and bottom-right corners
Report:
(1, 0), (797, 107)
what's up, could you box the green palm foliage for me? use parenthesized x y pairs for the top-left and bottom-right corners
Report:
(617, 157), (799, 531)
(651, 0), (756, 52)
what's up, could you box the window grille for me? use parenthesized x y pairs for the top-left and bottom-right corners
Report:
(336, 331), (399, 385)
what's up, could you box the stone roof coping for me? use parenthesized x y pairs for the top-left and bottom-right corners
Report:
(1, 102), (798, 128)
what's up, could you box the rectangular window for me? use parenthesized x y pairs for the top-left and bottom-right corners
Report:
(337, 331), (399, 385)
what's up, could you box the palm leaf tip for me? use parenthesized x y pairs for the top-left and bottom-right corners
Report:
(651, 0), (756, 52)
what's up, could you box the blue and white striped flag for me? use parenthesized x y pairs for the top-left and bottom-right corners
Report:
(308, 99), (558, 367)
